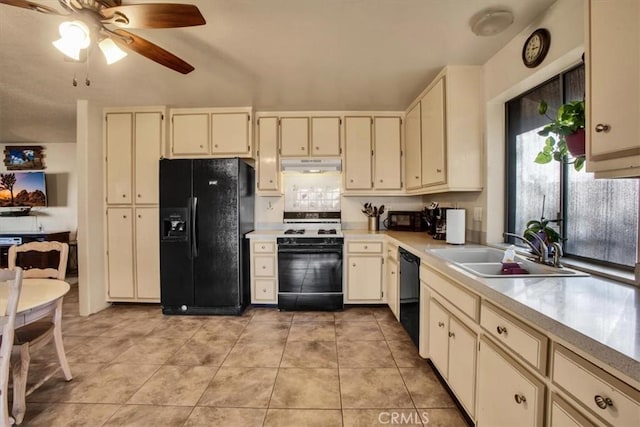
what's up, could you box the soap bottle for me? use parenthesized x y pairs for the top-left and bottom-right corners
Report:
(502, 245), (516, 263)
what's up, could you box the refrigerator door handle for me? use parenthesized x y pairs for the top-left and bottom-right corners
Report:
(191, 196), (199, 258)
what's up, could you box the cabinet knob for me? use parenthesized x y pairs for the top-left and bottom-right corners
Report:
(496, 325), (508, 335)
(438, 321), (445, 328)
(214, 144), (218, 148)
(364, 245), (368, 249)
(301, 146), (305, 151)
(379, 179), (383, 183)
(137, 194), (141, 198)
(352, 263), (356, 267)
(269, 179), (273, 183)
(415, 176), (419, 179)
(350, 179), (354, 183)
(122, 194), (126, 198)
(391, 271), (395, 275)
(137, 214), (141, 218)
(262, 265), (266, 269)
(514, 394), (527, 405)
(199, 144), (203, 148)
(436, 169), (442, 173)
(448, 331), (455, 338)
(262, 288), (267, 293)
(594, 395), (613, 409)
(122, 215), (127, 218)
(315, 146), (319, 150)
(261, 245), (266, 249)
(595, 123), (610, 133)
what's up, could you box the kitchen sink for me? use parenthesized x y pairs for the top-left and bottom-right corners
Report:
(429, 247), (524, 264)
(428, 247), (589, 278)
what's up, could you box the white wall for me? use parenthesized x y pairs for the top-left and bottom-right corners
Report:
(0, 143), (77, 235)
(77, 99), (109, 316)
(483, 0), (584, 243)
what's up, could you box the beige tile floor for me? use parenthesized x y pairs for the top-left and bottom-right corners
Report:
(18, 281), (468, 426)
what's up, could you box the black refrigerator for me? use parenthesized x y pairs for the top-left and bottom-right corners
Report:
(159, 158), (254, 315)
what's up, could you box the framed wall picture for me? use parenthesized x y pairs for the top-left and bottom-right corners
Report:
(3, 146), (45, 170)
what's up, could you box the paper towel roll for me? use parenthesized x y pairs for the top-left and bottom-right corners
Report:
(446, 209), (466, 245)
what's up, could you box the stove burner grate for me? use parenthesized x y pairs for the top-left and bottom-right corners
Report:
(317, 229), (337, 235)
(284, 229), (306, 235)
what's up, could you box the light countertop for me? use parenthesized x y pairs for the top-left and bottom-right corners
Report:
(245, 229), (640, 386)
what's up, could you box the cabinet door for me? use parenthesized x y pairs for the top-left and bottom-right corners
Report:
(386, 257), (399, 319)
(134, 112), (162, 204)
(106, 207), (135, 299)
(347, 255), (383, 301)
(211, 112), (251, 156)
(344, 117), (373, 190)
(280, 117), (309, 156)
(405, 102), (422, 190)
(105, 113), (133, 204)
(172, 113), (209, 155)
(421, 78), (446, 186)
(311, 117), (341, 156)
(477, 338), (545, 427)
(257, 117), (279, 191)
(588, 0), (640, 165)
(428, 299), (449, 376)
(448, 315), (477, 416)
(135, 207), (160, 300)
(374, 117), (402, 190)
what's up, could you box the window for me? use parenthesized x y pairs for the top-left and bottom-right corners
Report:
(506, 64), (639, 269)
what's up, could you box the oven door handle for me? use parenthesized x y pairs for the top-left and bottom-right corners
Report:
(278, 247), (343, 254)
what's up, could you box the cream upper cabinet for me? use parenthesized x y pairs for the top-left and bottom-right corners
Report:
(311, 117), (341, 156)
(405, 102), (422, 190)
(169, 108), (253, 158)
(405, 66), (482, 194)
(134, 112), (162, 204)
(211, 112), (251, 156)
(374, 117), (402, 190)
(105, 113), (133, 204)
(106, 109), (164, 205)
(171, 113), (209, 155)
(586, 0), (640, 177)
(257, 117), (280, 193)
(280, 117), (309, 157)
(421, 78), (446, 187)
(477, 337), (545, 427)
(344, 116), (373, 190)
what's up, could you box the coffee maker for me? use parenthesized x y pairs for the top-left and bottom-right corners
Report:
(423, 203), (449, 239)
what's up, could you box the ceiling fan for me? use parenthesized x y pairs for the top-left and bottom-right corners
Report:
(0, 0), (206, 74)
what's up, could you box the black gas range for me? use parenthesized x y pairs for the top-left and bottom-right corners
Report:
(277, 211), (343, 311)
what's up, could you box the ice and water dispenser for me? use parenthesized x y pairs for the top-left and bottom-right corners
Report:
(161, 208), (188, 241)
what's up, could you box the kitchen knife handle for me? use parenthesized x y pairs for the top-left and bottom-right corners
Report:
(191, 196), (198, 258)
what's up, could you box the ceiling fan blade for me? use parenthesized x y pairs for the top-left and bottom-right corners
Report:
(111, 29), (195, 74)
(101, 4), (205, 29)
(0, 0), (61, 14)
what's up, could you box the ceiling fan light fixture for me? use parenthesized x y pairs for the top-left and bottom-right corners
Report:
(53, 20), (91, 60)
(470, 9), (514, 36)
(99, 38), (128, 64)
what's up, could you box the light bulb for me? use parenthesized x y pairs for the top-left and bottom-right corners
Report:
(98, 38), (127, 64)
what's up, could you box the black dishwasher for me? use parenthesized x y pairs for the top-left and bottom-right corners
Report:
(399, 248), (420, 347)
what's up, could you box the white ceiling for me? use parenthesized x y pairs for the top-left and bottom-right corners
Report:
(0, 0), (556, 143)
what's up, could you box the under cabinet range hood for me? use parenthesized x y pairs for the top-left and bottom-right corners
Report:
(281, 158), (342, 173)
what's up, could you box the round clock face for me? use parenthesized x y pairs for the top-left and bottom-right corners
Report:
(522, 29), (551, 68)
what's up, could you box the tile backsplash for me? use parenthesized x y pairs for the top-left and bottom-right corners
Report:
(283, 172), (341, 212)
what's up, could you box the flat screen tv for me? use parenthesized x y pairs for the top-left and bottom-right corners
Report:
(0, 171), (47, 213)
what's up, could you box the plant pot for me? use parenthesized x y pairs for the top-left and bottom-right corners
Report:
(565, 128), (585, 157)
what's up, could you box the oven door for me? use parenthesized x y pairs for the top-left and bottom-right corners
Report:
(277, 242), (343, 311)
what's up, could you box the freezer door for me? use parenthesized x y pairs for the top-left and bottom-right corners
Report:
(192, 158), (241, 308)
(159, 159), (194, 309)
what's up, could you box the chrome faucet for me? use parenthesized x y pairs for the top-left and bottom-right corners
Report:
(551, 242), (563, 268)
(503, 232), (549, 264)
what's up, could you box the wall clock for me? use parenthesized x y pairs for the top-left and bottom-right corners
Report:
(522, 28), (551, 68)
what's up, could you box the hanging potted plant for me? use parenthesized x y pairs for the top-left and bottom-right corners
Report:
(535, 99), (585, 171)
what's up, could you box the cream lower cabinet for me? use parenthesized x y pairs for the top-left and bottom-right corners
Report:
(477, 336), (545, 427)
(106, 207), (160, 301)
(428, 298), (477, 416)
(250, 240), (277, 304)
(345, 240), (384, 303)
(385, 242), (399, 320)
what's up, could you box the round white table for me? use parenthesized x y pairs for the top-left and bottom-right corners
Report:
(0, 278), (72, 424)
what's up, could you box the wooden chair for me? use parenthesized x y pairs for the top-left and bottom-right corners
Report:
(7, 242), (72, 425)
(0, 267), (23, 427)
